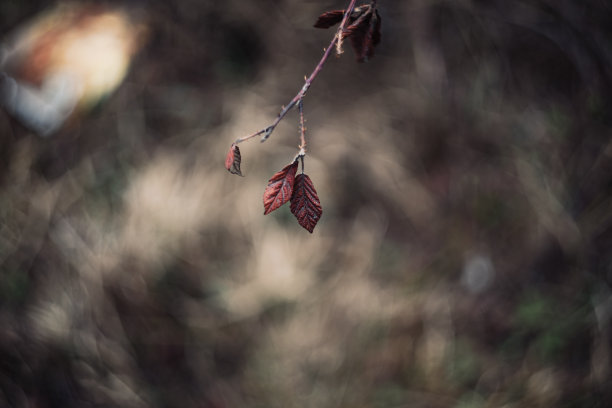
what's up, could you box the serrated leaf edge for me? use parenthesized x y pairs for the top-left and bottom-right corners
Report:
(263, 161), (299, 215)
(290, 173), (322, 233)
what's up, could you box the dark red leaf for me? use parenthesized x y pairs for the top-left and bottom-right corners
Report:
(290, 174), (322, 233)
(313, 10), (345, 28)
(225, 144), (243, 176)
(345, 7), (381, 62)
(263, 161), (299, 215)
(318, 4), (381, 62)
(371, 9), (382, 47)
(362, 9), (381, 61)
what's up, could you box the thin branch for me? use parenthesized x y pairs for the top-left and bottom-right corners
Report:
(233, 0), (358, 145)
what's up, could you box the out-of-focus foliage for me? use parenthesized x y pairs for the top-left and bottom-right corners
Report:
(1, 0), (611, 407)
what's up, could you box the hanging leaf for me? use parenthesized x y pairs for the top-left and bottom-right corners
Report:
(313, 10), (345, 29)
(225, 144), (243, 176)
(290, 174), (322, 233)
(348, 8), (381, 62)
(263, 161), (299, 215)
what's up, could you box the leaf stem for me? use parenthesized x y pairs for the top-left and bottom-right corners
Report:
(233, 0), (358, 146)
(298, 99), (306, 152)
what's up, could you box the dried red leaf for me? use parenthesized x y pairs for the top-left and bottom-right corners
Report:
(315, 3), (382, 62)
(346, 8), (381, 62)
(263, 161), (299, 215)
(371, 10), (382, 46)
(313, 10), (345, 28)
(225, 144), (243, 176)
(363, 9), (381, 60)
(290, 174), (322, 233)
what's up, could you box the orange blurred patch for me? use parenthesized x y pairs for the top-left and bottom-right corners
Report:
(1, 2), (147, 134)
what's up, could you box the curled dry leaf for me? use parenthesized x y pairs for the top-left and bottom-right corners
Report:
(314, 3), (382, 62)
(263, 161), (299, 215)
(225, 144), (243, 176)
(290, 174), (322, 233)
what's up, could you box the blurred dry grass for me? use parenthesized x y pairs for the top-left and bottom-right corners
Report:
(1, 0), (612, 407)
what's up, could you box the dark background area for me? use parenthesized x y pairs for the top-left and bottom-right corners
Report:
(1, 0), (611, 407)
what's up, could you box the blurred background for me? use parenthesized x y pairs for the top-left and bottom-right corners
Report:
(1, 0), (611, 407)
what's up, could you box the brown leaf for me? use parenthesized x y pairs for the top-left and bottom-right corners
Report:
(346, 7), (381, 62)
(363, 9), (381, 60)
(371, 9), (382, 46)
(263, 161), (299, 215)
(313, 10), (345, 28)
(290, 174), (322, 233)
(225, 144), (243, 176)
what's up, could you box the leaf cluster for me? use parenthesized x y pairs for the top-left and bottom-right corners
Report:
(314, 2), (382, 62)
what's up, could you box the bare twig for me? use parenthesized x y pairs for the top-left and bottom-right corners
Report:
(233, 0), (358, 146)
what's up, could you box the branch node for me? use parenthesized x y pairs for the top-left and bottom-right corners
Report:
(261, 126), (275, 142)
